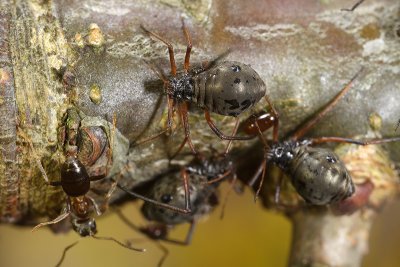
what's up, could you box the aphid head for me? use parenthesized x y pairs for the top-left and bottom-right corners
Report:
(267, 141), (299, 170)
(141, 171), (212, 225)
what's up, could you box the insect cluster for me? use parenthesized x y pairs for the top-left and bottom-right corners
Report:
(31, 11), (400, 267)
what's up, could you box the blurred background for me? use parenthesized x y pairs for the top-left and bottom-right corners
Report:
(0, 184), (399, 267)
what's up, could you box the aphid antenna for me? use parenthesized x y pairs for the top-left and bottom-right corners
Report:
(140, 24), (177, 76)
(341, 0), (365, 12)
(202, 48), (232, 70)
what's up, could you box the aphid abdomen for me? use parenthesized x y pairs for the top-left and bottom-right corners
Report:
(193, 61), (266, 116)
(288, 146), (355, 205)
(193, 69), (216, 112)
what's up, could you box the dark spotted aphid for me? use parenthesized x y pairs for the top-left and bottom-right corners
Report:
(117, 165), (220, 267)
(245, 69), (400, 205)
(141, 152), (235, 226)
(141, 169), (217, 229)
(139, 20), (266, 154)
(117, 150), (237, 267)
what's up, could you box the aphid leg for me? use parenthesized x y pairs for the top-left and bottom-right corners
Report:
(55, 241), (79, 267)
(115, 182), (192, 214)
(395, 119), (400, 132)
(160, 220), (197, 246)
(341, 0), (365, 11)
(155, 242), (169, 267)
(264, 95), (280, 142)
(220, 173), (237, 219)
(254, 120), (269, 148)
(168, 137), (188, 160)
(134, 97), (175, 146)
(31, 205), (71, 232)
(132, 62), (173, 147)
(291, 68), (363, 140)
(224, 117), (241, 155)
(134, 128), (171, 147)
(178, 102), (197, 154)
(274, 172), (284, 204)
(180, 168), (192, 211)
(255, 160), (267, 202)
(92, 235), (145, 252)
(309, 136), (400, 146)
(106, 113), (117, 176)
(181, 18), (192, 73)
(248, 159), (267, 202)
(182, 220), (196, 245)
(204, 110), (254, 140)
(201, 49), (231, 70)
(151, 221), (197, 246)
(207, 169), (232, 184)
(141, 25), (177, 76)
(115, 209), (170, 264)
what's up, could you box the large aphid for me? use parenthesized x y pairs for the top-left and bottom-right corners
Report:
(139, 20), (266, 154)
(267, 141), (354, 205)
(244, 69), (400, 205)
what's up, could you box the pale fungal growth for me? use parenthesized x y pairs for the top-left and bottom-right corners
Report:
(87, 23), (105, 49)
(89, 84), (102, 105)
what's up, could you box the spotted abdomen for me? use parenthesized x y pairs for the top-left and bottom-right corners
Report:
(288, 146), (355, 205)
(192, 61), (266, 117)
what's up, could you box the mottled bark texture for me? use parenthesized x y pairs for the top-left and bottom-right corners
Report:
(0, 0), (399, 266)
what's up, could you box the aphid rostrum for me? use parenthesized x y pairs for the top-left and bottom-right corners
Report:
(139, 20), (266, 154)
(244, 69), (400, 205)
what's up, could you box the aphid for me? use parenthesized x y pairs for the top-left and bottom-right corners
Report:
(245, 69), (400, 205)
(140, 151), (236, 226)
(117, 148), (238, 266)
(140, 19), (266, 154)
(341, 0), (365, 12)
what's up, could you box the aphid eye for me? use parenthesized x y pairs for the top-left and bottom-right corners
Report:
(161, 194), (173, 203)
(326, 155), (336, 163)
